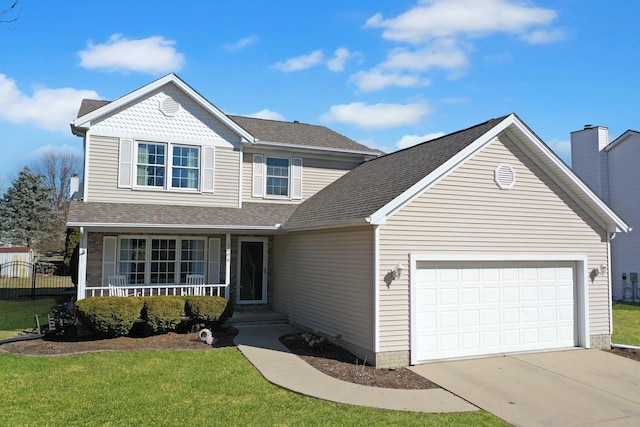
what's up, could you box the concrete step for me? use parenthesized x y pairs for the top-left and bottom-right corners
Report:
(224, 311), (289, 327)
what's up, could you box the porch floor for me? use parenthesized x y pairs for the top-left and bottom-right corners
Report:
(225, 305), (288, 327)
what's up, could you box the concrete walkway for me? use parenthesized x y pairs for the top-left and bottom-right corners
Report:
(411, 349), (640, 426)
(234, 324), (477, 413)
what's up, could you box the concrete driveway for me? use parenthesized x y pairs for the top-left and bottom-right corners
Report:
(410, 349), (640, 426)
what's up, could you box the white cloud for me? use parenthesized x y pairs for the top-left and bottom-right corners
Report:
(224, 36), (258, 51)
(246, 109), (286, 121)
(382, 43), (468, 72)
(272, 50), (324, 72)
(0, 74), (99, 132)
(365, 0), (558, 43)
(547, 138), (571, 159)
(396, 131), (446, 149)
(26, 143), (83, 160)
(321, 102), (430, 130)
(350, 69), (427, 92)
(79, 34), (185, 74)
(327, 47), (351, 72)
(521, 28), (567, 44)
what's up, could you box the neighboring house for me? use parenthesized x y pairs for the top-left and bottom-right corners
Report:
(68, 74), (629, 367)
(571, 126), (639, 301)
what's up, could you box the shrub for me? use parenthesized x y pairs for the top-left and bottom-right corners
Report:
(142, 296), (187, 333)
(185, 296), (233, 328)
(76, 297), (144, 338)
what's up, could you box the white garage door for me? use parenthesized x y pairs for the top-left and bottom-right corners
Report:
(414, 262), (576, 363)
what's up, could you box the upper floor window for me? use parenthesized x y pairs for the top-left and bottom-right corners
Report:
(266, 157), (290, 197)
(172, 146), (199, 189)
(127, 140), (203, 191)
(252, 154), (302, 200)
(137, 143), (166, 187)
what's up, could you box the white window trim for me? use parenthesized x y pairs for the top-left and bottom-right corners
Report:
(132, 140), (205, 193)
(116, 236), (208, 285)
(264, 155), (292, 199)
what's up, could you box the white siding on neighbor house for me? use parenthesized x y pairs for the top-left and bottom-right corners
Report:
(273, 227), (375, 353)
(242, 151), (361, 203)
(90, 83), (241, 146)
(86, 135), (240, 207)
(607, 137), (640, 300)
(378, 134), (610, 354)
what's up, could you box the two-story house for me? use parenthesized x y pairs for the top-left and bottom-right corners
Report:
(69, 74), (629, 367)
(571, 125), (639, 302)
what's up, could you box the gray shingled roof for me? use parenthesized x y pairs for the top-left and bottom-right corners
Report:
(68, 201), (297, 228)
(284, 116), (509, 229)
(228, 115), (378, 153)
(77, 99), (110, 118)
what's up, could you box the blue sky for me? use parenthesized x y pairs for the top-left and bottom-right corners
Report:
(1, 0), (638, 191)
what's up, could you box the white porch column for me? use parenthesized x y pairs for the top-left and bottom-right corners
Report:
(225, 233), (231, 300)
(77, 227), (88, 300)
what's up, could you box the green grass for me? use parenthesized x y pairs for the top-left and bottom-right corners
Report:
(0, 349), (507, 426)
(0, 298), (56, 339)
(612, 303), (640, 346)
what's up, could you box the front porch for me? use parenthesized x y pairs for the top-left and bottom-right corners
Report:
(76, 231), (274, 304)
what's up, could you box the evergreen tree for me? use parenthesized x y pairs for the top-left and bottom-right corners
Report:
(0, 167), (60, 248)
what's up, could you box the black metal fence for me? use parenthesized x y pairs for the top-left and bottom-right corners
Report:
(0, 261), (73, 300)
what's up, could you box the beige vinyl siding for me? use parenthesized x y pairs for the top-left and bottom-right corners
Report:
(273, 227), (375, 353)
(378, 134), (610, 353)
(242, 151), (361, 203)
(86, 135), (240, 207)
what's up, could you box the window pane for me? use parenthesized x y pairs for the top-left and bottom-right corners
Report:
(150, 239), (176, 284)
(137, 143), (165, 187)
(180, 239), (205, 283)
(172, 146), (199, 189)
(266, 157), (289, 196)
(119, 238), (146, 285)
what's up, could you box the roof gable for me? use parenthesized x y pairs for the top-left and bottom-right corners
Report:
(71, 73), (254, 142)
(285, 116), (507, 229)
(605, 129), (640, 152)
(284, 114), (630, 234)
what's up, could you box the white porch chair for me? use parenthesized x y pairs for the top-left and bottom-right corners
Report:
(184, 274), (205, 296)
(108, 275), (128, 297)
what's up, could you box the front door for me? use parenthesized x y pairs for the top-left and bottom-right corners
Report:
(237, 237), (268, 304)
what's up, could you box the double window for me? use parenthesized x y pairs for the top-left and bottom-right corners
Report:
(136, 142), (199, 190)
(118, 237), (206, 285)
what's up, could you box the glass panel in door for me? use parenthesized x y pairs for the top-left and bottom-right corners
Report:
(238, 240), (266, 303)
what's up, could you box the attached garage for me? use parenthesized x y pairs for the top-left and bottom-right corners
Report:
(281, 114), (629, 368)
(410, 257), (588, 364)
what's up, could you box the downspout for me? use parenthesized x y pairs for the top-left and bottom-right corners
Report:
(77, 227), (88, 300)
(608, 232), (614, 335)
(373, 225), (380, 355)
(238, 145), (243, 208)
(225, 233), (231, 300)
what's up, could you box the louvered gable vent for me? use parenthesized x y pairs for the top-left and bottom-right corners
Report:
(160, 96), (180, 116)
(494, 163), (516, 190)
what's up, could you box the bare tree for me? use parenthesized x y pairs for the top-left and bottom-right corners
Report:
(0, 1), (20, 25)
(31, 151), (82, 216)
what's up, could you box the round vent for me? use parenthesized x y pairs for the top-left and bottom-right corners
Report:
(494, 163), (516, 190)
(160, 96), (180, 116)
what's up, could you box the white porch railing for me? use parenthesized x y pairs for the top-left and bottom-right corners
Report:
(85, 284), (229, 298)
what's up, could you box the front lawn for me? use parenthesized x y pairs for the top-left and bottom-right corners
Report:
(0, 349), (507, 426)
(0, 299), (56, 340)
(612, 303), (640, 346)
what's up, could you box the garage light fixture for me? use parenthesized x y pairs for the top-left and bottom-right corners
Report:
(393, 263), (404, 280)
(597, 264), (608, 277)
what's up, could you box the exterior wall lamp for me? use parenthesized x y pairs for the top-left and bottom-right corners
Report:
(393, 263), (404, 280)
(597, 264), (608, 277)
